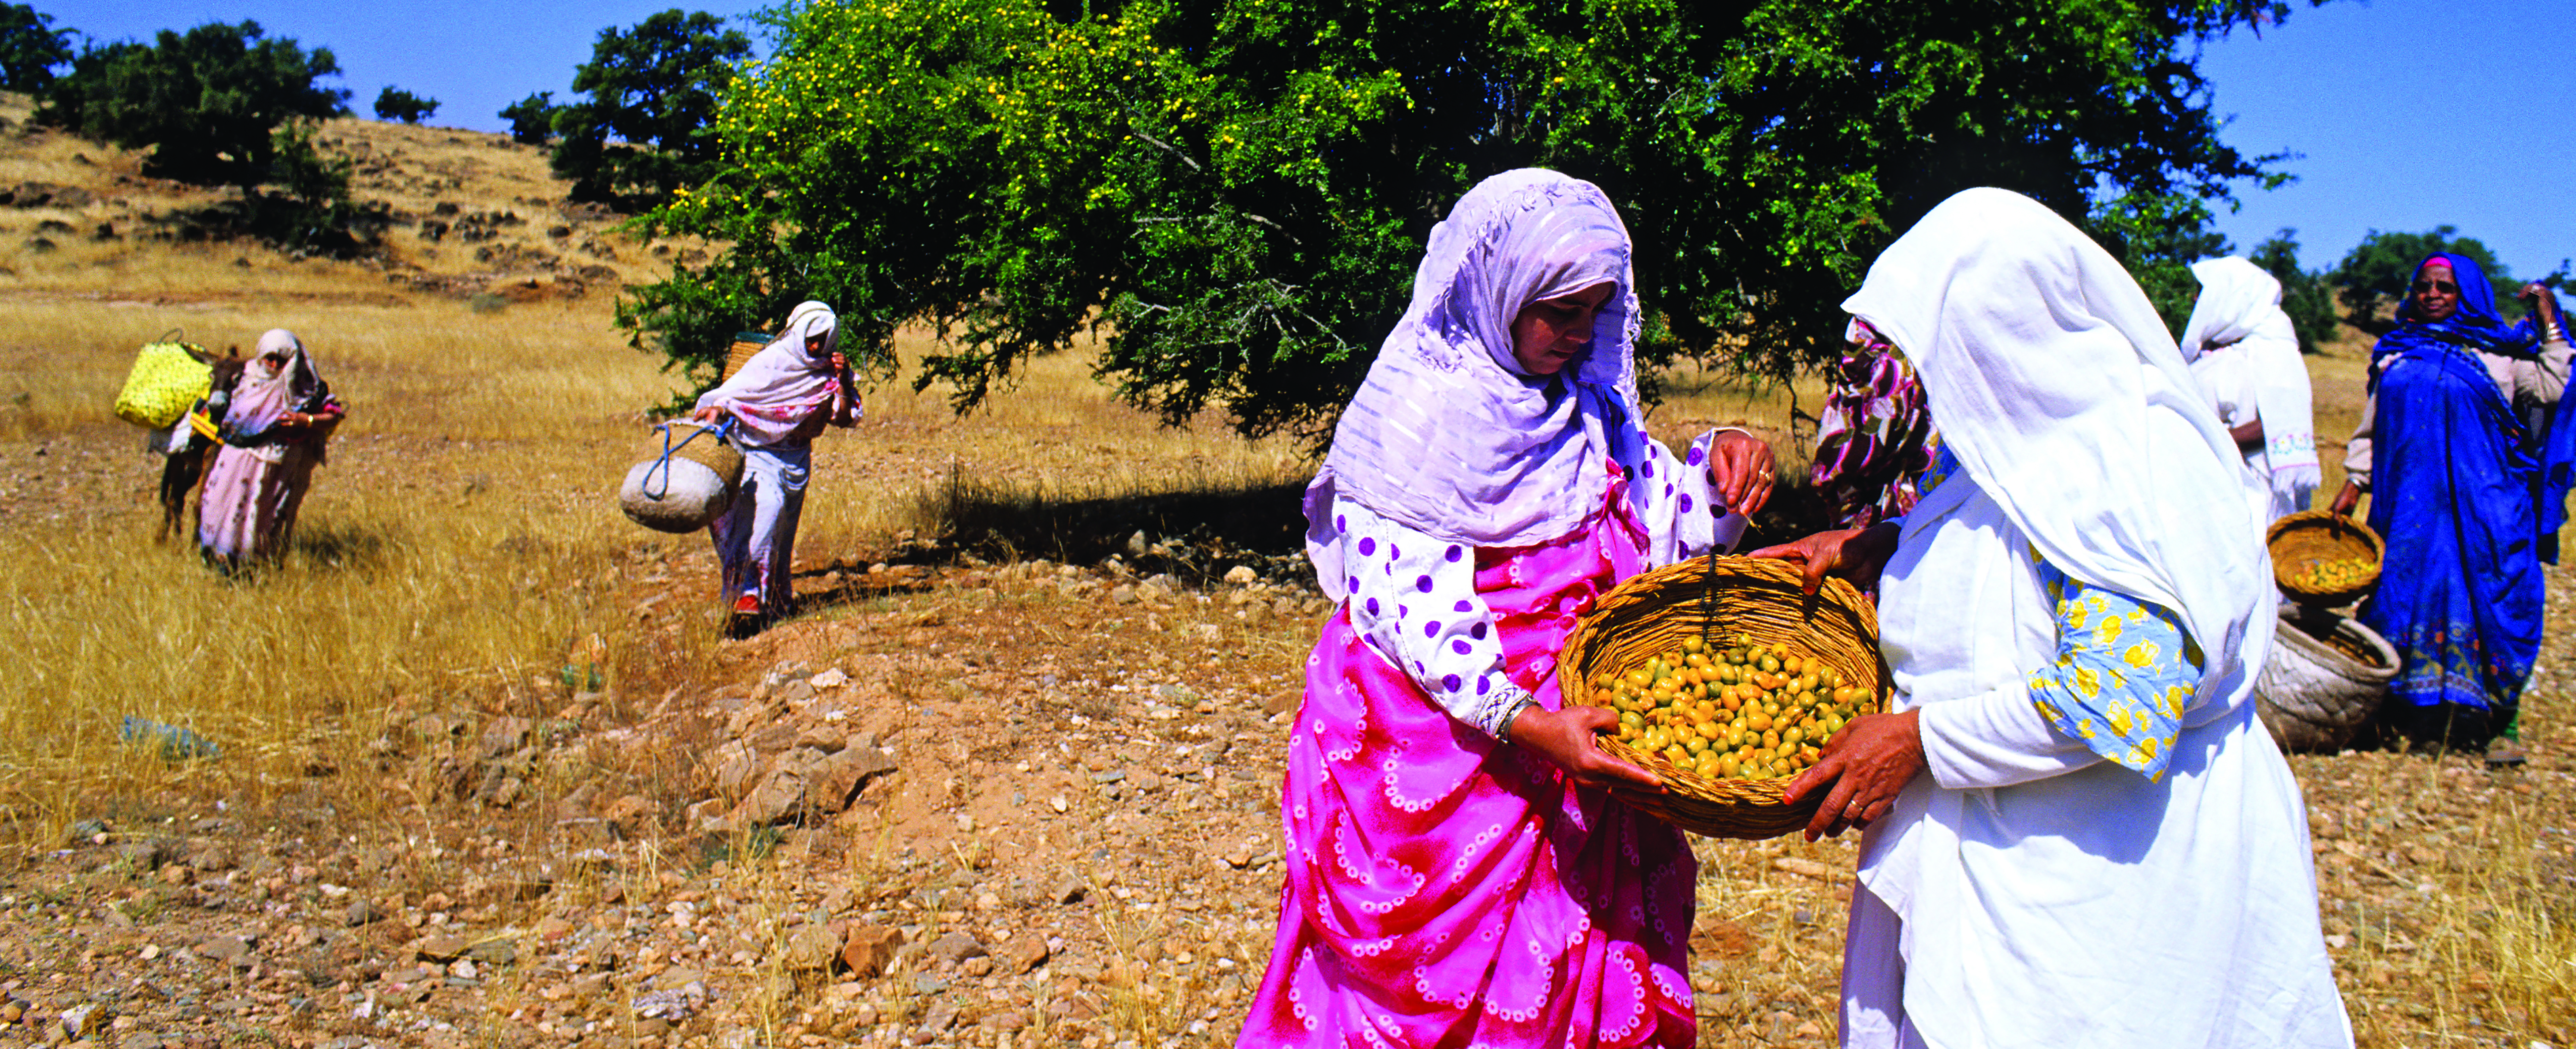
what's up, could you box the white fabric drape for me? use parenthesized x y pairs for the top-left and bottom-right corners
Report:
(697, 301), (844, 448)
(1839, 188), (2270, 698)
(1840, 189), (2350, 1049)
(2182, 257), (2322, 518)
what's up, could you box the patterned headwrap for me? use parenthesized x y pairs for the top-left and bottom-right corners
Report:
(1306, 170), (1653, 560)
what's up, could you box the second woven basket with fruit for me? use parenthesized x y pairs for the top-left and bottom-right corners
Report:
(1556, 555), (1888, 840)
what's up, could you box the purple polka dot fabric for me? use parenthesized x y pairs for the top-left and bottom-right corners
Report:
(1442, 673), (1462, 692)
(1455, 600), (1473, 612)
(1446, 545), (1463, 562)
(1416, 575), (1433, 592)
(1687, 446), (1705, 466)
(1471, 622), (1488, 640)
(1452, 639), (1472, 655)
(1390, 544), (1402, 560)
(1424, 620), (1441, 637)
(1357, 537), (1375, 556)
(1475, 676), (1492, 696)
(1679, 494), (1694, 513)
(1365, 597), (1379, 615)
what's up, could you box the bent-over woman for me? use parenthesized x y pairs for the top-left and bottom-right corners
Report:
(1757, 189), (2350, 1048)
(2329, 253), (2571, 758)
(690, 301), (857, 624)
(198, 329), (344, 572)
(1240, 169), (1775, 1048)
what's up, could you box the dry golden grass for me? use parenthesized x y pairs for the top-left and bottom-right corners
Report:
(5, 101), (2572, 1049)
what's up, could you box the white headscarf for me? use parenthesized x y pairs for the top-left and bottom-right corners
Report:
(2181, 256), (2321, 512)
(1841, 188), (2268, 708)
(1307, 169), (1650, 568)
(697, 301), (844, 447)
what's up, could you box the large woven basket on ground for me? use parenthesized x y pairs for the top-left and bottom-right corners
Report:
(720, 331), (771, 382)
(2255, 607), (2397, 753)
(617, 420), (744, 534)
(2267, 510), (2383, 606)
(1556, 555), (1887, 840)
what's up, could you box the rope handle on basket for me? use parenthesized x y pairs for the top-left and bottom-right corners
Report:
(1700, 549), (1719, 649)
(642, 416), (738, 500)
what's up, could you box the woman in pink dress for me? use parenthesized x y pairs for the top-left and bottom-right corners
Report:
(197, 329), (344, 573)
(1241, 169), (1775, 1048)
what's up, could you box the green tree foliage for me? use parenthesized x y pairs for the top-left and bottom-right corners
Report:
(0, 3), (71, 92)
(2328, 226), (2514, 327)
(39, 21), (363, 251)
(372, 85), (437, 124)
(2244, 229), (2340, 354)
(628, 0), (2319, 442)
(500, 90), (559, 144)
(38, 20), (348, 187)
(550, 9), (749, 206)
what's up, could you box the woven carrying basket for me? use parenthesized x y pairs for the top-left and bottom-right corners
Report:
(2267, 509), (2383, 606)
(114, 342), (214, 429)
(2254, 607), (2397, 753)
(1556, 555), (1888, 840)
(720, 331), (771, 382)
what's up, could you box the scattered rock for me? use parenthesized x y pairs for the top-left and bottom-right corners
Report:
(781, 923), (839, 971)
(926, 931), (987, 964)
(1002, 933), (1052, 973)
(196, 935), (251, 968)
(58, 1002), (104, 1040)
(478, 716), (533, 759)
(840, 924), (904, 979)
(413, 934), (468, 962)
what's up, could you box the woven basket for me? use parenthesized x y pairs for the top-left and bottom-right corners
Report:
(2254, 607), (2396, 753)
(114, 342), (214, 429)
(1556, 555), (1887, 840)
(2266, 510), (2383, 606)
(720, 331), (771, 381)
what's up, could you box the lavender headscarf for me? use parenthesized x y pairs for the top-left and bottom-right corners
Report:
(1307, 170), (1651, 587)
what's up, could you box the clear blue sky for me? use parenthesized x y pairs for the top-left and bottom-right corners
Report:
(2193, 0), (2571, 281)
(53, 0), (2576, 281)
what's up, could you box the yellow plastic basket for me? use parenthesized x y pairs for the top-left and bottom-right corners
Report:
(114, 342), (213, 429)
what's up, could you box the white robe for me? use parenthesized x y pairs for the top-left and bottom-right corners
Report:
(1843, 471), (2352, 1049)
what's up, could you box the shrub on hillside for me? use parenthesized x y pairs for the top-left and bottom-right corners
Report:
(373, 86), (437, 124)
(0, 3), (70, 92)
(549, 9), (749, 207)
(500, 91), (558, 144)
(39, 21), (367, 253)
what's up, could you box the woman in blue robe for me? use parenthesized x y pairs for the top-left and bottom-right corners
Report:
(2329, 253), (2571, 758)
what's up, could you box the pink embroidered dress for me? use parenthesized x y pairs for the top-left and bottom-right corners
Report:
(1242, 171), (1747, 1048)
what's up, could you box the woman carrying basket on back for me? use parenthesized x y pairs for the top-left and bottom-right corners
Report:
(689, 301), (856, 626)
(198, 329), (345, 573)
(1239, 169), (1775, 1048)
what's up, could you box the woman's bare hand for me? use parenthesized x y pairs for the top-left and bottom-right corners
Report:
(2329, 479), (2362, 517)
(1508, 705), (1663, 792)
(1783, 708), (1924, 840)
(689, 405), (726, 424)
(1749, 521), (1901, 594)
(1706, 430), (1777, 518)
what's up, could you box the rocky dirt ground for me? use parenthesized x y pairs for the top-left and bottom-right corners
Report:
(5, 517), (2574, 1049)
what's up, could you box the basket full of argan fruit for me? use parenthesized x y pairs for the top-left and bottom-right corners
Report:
(1556, 555), (1888, 840)
(2265, 509), (2383, 608)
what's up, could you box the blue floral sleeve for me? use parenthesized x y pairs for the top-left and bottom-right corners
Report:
(2026, 555), (2205, 781)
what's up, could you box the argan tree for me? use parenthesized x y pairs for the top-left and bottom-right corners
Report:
(549, 9), (750, 206)
(626, 0), (2329, 444)
(373, 85), (437, 124)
